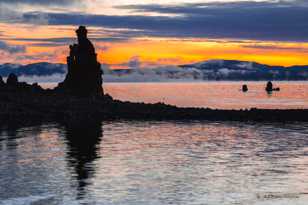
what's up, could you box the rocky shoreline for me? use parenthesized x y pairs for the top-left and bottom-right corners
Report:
(1, 89), (308, 124)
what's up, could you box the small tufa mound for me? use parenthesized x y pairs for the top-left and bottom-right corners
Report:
(266, 81), (280, 93)
(242, 84), (248, 92)
(6, 73), (18, 86)
(0, 75), (4, 86)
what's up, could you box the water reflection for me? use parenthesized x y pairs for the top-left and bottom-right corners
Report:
(62, 119), (103, 199)
(1, 121), (308, 204)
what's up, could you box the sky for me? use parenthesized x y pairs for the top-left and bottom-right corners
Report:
(1, 0), (308, 68)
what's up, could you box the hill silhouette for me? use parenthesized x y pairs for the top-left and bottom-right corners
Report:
(2, 60), (308, 82)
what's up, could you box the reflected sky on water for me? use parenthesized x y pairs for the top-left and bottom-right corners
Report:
(104, 82), (308, 110)
(1, 120), (308, 204)
(41, 82), (308, 110)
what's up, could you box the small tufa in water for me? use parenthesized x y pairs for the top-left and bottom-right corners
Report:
(242, 84), (248, 92)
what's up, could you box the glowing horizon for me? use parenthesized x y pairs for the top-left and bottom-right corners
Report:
(1, 0), (308, 68)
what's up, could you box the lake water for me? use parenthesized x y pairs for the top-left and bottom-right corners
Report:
(1, 121), (308, 205)
(1, 82), (308, 204)
(41, 81), (308, 109)
(42, 81), (308, 110)
(103, 82), (308, 110)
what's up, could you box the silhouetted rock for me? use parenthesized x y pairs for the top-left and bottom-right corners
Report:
(6, 73), (18, 86)
(31, 83), (44, 92)
(266, 81), (273, 93)
(0, 75), (4, 87)
(266, 81), (280, 93)
(56, 26), (103, 97)
(242, 84), (248, 92)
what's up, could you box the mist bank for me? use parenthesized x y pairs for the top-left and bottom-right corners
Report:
(1, 60), (308, 83)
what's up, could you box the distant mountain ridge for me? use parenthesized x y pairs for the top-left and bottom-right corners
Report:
(0, 63), (66, 76)
(180, 60), (308, 80)
(1, 60), (308, 82)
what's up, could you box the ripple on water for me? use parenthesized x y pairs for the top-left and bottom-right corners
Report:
(0, 121), (308, 204)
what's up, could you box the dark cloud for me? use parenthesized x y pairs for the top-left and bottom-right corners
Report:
(1, 36), (130, 44)
(108, 56), (142, 69)
(96, 45), (109, 52)
(117, 0), (308, 14)
(0, 0), (79, 6)
(128, 56), (141, 69)
(242, 44), (308, 52)
(28, 43), (64, 47)
(3, 0), (308, 42)
(114, 1), (308, 41)
(0, 40), (26, 53)
(19, 1), (308, 42)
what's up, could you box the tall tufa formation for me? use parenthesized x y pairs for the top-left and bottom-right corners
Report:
(56, 26), (103, 96)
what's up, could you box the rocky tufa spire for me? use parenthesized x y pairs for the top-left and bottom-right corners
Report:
(56, 26), (103, 97)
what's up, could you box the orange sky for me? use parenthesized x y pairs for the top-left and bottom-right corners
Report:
(1, 1), (308, 68)
(98, 38), (308, 67)
(1, 24), (308, 68)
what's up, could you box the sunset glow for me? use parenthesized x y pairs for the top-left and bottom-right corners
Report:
(1, 0), (308, 68)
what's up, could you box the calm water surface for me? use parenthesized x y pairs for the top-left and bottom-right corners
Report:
(42, 81), (308, 109)
(1, 121), (308, 205)
(103, 82), (308, 109)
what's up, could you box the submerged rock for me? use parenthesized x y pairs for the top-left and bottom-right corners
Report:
(242, 84), (248, 92)
(266, 81), (280, 93)
(266, 81), (273, 92)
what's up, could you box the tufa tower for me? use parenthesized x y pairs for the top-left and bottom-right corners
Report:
(56, 26), (103, 96)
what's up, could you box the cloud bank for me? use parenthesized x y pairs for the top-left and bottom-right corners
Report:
(1, 1), (308, 42)
(28, 1), (308, 42)
(0, 0), (80, 6)
(0, 40), (26, 53)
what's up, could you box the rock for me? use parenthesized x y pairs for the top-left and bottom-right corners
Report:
(0, 75), (4, 86)
(55, 26), (103, 97)
(31, 83), (43, 92)
(242, 84), (248, 92)
(266, 81), (273, 92)
(266, 81), (280, 92)
(6, 73), (18, 86)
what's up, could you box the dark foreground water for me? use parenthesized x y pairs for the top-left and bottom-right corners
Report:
(1, 121), (308, 205)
